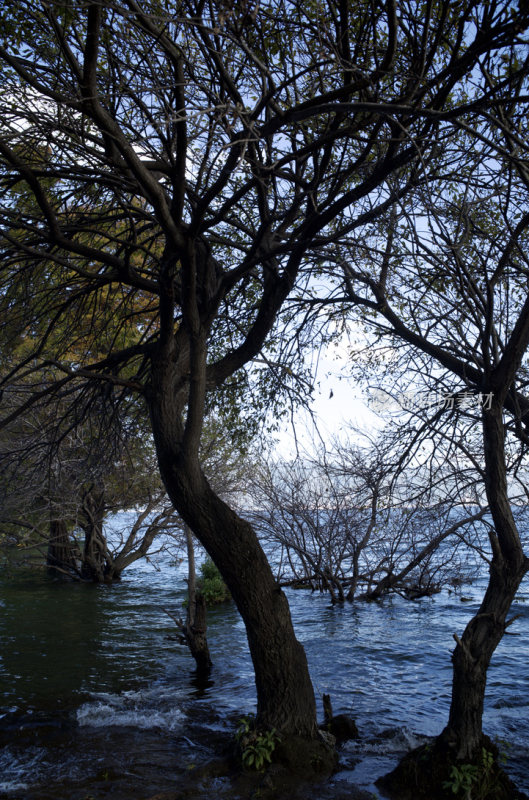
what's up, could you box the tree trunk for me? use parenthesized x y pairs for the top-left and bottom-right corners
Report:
(441, 557), (525, 760)
(183, 523), (212, 673)
(80, 523), (106, 581)
(177, 474), (316, 734)
(149, 385), (317, 737)
(185, 592), (212, 673)
(440, 404), (529, 760)
(185, 522), (197, 625)
(379, 406), (529, 796)
(79, 488), (109, 582)
(47, 518), (77, 573)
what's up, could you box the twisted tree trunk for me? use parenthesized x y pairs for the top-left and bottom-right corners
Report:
(79, 487), (109, 582)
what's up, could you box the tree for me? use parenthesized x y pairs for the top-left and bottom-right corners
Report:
(0, 393), (181, 581)
(167, 415), (248, 673)
(1, 0), (528, 759)
(315, 56), (529, 788)
(250, 430), (487, 603)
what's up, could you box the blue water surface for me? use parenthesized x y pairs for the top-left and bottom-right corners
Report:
(0, 538), (528, 798)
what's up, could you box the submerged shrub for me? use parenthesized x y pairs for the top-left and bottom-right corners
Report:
(198, 558), (231, 605)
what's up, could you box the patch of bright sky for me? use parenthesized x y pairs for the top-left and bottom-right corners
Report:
(272, 329), (384, 458)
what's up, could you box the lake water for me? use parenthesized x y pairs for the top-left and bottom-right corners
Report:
(0, 551), (528, 798)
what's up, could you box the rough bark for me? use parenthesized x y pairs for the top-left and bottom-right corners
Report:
(441, 558), (525, 760)
(176, 473), (316, 735)
(184, 592), (212, 673)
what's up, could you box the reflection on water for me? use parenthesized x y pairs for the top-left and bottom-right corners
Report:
(0, 555), (528, 798)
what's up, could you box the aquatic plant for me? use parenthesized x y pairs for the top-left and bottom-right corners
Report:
(236, 715), (281, 771)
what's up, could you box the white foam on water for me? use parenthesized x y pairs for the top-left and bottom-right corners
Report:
(0, 781), (29, 794)
(76, 701), (184, 730)
(0, 748), (35, 794)
(398, 727), (429, 751)
(76, 687), (185, 731)
(345, 725), (430, 759)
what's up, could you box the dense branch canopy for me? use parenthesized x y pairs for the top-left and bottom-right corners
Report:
(0, 0), (528, 453)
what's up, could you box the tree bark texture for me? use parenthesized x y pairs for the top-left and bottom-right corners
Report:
(442, 558), (525, 760)
(185, 592), (212, 673)
(173, 471), (316, 735)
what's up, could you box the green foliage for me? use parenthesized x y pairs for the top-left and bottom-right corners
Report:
(236, 714), (254, 738)
(235, 715), (280, 771)
(443, 763), (479, 797)
(442, 748), (499, 800)
(493, 737), (510, 767)
(197, 558), (231, 605)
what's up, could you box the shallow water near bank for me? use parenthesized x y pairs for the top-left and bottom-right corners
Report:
(1, 552), (528, 798)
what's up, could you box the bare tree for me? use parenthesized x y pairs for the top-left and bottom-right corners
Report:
(313, 67), (529, 786)
(250, 430), (487, 603)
